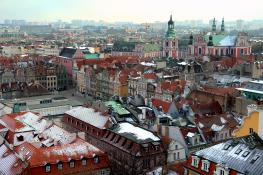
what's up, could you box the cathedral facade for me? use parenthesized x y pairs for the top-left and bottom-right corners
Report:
(188, 18), (251, 58)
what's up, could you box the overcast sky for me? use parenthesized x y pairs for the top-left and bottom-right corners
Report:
(1, 0), (263, 23)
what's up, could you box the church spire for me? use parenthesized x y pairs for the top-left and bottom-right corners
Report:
(166, 14), (176, 38)
(212, 18), (216, 32)
(221, 17), (225, 33)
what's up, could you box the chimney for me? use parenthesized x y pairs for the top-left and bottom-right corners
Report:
(142, 108), (146, 120)
(164, 126), (169, 137)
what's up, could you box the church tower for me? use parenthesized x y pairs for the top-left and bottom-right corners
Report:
(221, 18), (225, 33)
(212, 18), (216, 33)
(163, 15), (178, 58)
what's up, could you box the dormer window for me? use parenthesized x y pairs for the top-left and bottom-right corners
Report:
(223, 144), (230, 150)
(81, 158), (87, 166)
(17, 135), (24, 142)
(45, 163), (51, 172)
(201, 160), (210, 172)
(242, 151), (250, 157)
(251, 155), (260, 164)
(191, 156), (200, 168)
(235, 149), (242, 155)
(69, 160), (75, 168)
(57, 162), (63, 170)
(93, 155), (99, 164)
(215, 165), (229, 175)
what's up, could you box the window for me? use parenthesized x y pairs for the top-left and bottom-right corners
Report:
(242, 151), (250, 157)
(198, 48), (202, 55)
(175, 145), (178, 150)
(251, 155), (260, 164)
(177, 152), (180, 159)
(143, 159), (150, 168)
(69, 160), (75, 168)
(94, 156), (99, 164)
(166, 41), (169, 47)
(57, 162), (63, 170)
(249, 128), (254, 134)
(45, 164), (51, 172)
(191, 156), (200, 168)
(223, 144), (230, 150)
(241, 49), (244, 55)
(235, 149), (242, 155)
(220, 169), (225, 175)
(81, 158), (87, 166)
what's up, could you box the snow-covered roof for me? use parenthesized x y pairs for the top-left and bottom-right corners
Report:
(114, 122), (160, 143)
(219, 36), (237, 46)
(186, 132), (195, 137)
(65, 106), (109, 129)
(140, 62), (156, 67)
(178, 61), (189, 66)
(236, 88), (263, 95)
(211, 124), (225, 132)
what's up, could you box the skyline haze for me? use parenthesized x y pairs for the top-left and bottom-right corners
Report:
(1, 0), (263, 23)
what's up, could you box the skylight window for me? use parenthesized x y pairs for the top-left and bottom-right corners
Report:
(223, 144), (230, 150)
(235, 149), (242, 155)
(242, 151), (250, 157)
(251, 155), (260, 164)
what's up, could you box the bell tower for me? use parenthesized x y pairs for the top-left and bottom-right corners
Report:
(163, 15), (178, 58)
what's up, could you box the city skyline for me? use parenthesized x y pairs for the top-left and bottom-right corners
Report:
(1, 0), (263, 23)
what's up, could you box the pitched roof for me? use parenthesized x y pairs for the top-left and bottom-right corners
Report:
(15, 138), (103, 167)
(193, 134), (263, 175)
(0, 141), (28, 175)
(152, 98), (172, 113)
(195, 113), (239, 133)
(191, 101), (222, 116)
(65, 106), (110, 129)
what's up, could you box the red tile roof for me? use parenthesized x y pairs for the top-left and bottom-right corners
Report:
(15, 138), (104, 167)
(161, 80), (186, 93)
(201, 86), (236, 96)
(152, 98), (171, 113)
(191, 101), (222, 116)
(143, 73), (157, 80)
(1, 112), (28, 132)
(169, 161), (187, 175)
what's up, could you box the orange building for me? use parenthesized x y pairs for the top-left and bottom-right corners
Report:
(233, 104), (263, 139)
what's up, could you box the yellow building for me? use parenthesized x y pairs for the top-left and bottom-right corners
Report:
(234, 104), (263, 139)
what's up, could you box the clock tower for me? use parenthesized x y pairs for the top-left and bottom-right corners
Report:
(163, 15), (178, 58)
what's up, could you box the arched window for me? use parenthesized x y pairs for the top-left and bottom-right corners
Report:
(198, 48), (202, 55)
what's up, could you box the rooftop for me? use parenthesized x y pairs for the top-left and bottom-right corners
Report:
(111, 122), (160, 144)
(65, 106), (110, 129)
(194, 134), (263, 175)
(105, 101), (130, 116)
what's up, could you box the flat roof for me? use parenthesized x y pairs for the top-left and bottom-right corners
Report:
(105, 101), (130, 115)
